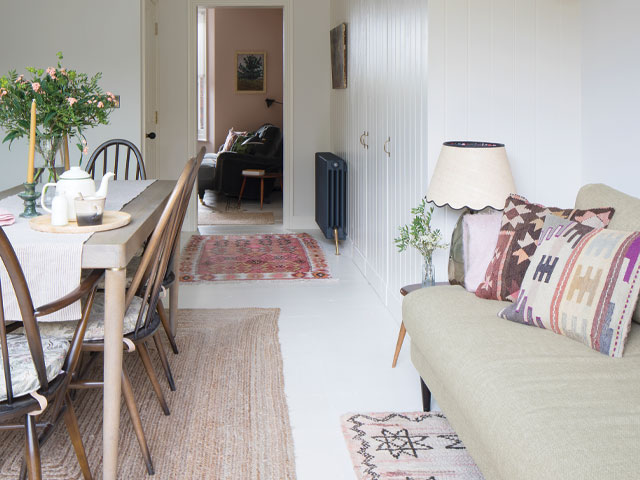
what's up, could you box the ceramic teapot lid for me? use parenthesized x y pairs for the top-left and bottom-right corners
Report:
(59, 166), (91, 180)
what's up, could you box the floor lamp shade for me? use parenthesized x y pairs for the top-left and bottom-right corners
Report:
(427, 141), (516, 210)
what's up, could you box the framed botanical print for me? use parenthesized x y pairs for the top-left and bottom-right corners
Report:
(236, 52), (266, 93)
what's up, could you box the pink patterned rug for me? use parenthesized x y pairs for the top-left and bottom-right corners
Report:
(341, 412), (484, 480)
(179, 233), (332, 282)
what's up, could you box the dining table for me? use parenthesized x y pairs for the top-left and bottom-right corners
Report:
(0, 179), (177, 480)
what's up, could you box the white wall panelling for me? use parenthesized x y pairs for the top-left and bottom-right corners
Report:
(331, 0), (582, 320)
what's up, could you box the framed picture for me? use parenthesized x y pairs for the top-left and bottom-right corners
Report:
(330, 23), (347, 89)
(236, 52), (266, 93)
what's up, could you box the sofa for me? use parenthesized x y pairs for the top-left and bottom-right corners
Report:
(402, 183), (640, 480)
(197, 124), (283, 201)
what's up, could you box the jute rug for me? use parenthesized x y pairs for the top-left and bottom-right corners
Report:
(0, 308), (296, 480)
(198, 202), (275, 225)
(341, 412), (484, 480)
(179, 233), (332, 283)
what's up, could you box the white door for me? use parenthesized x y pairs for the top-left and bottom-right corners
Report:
(142, 0), (158, 178)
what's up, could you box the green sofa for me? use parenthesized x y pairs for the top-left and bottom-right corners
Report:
(402, 184), (640, 480)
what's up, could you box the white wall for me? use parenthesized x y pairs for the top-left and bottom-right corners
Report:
(0, 0), (142, 189)
(582, 0), (640, 196)
(158, 0), (331, 228)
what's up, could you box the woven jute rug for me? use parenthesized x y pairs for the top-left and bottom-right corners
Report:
(179, 233), (332, 283)
(198, 202), (275, 225)
(0, 308), (296, 480)
(341, 412), (484, 480)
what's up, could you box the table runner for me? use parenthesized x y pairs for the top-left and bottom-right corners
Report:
(0, 180), (156, 321)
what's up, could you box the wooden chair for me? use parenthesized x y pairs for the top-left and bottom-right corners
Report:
(155, 147), (204, 357)
(0, 228), (103, 480)
(85, 139), (146, 180)
(36, 155), (198, 475)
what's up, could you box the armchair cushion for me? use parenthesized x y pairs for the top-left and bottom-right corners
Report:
(0, 335), (69, 402)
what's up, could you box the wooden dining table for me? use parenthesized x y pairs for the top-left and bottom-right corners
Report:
(1, 179), (177, 480)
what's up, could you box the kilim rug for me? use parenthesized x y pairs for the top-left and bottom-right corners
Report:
(179, 233), (332, 282)
(198, 202), (275, 225)
(0, 309), (296, 480)
(341, 412), (484, 480)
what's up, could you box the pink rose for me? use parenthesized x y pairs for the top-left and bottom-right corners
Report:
(31, 82), (40, 92)
(60, 68), (67, 76)
(67, 97), (77, 106)
(97, 101), (104, 108)
(83, 146), (88, 154)
(46, 67), (56, 79)
(15, 74), (24, 83)
(0, 88), (7, 97)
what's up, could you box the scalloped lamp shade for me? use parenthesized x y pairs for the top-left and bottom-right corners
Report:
(427, 141), (516, 210)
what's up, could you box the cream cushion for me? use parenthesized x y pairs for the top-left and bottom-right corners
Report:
(575, 184), (640, 324)
(0, 335), (69, 402)
(31, 295), (145, 341)
(403, 285), (640, 480)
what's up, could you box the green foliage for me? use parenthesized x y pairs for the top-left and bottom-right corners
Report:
(0, 53), (115, 160)
(238, 55), (264, 80)
(394, 198), (448, 260)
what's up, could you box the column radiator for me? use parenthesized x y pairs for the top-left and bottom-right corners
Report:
(315, 152), (347, 245)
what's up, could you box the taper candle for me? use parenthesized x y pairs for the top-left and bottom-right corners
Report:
(27, 99), (36, 183)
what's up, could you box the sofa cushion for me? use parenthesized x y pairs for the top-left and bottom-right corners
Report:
(576, 184), (640, 324)
(475, 194), (615, 302)
(403, 285), (640, 480)
(499, 216), (640, 357)
(462, 210), (502, 292)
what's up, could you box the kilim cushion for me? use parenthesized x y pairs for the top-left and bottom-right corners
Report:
(498, 216), (640, 357)
(475, 194), (615, 301)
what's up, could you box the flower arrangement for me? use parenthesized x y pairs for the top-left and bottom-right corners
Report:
(395, 198), (448, 262)
(0, 52), (116, 171)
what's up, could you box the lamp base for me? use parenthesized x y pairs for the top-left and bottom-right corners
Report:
(18, 182), (41, 218)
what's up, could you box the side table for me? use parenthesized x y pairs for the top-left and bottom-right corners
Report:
(237, 170), (283, 210)
(392, 282), (449, 368)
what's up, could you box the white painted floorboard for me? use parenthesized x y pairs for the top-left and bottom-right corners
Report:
(180, 225), (422, 480)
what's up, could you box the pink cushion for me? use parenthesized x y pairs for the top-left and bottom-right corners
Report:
(462, 211), (502, 292)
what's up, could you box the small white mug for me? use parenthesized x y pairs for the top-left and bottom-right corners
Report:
(50, 192), (68, 226)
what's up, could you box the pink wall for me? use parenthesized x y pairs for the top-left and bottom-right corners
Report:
(210, 7), (283, 150)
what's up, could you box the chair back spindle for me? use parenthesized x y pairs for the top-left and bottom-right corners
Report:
(86, 139), (146, 181)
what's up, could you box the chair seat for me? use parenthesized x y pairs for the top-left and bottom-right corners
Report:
(27, 295), (144, 342)
(0, 335), (69, 402)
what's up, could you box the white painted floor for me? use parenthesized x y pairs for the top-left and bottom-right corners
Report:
(180, 225), (422, 480)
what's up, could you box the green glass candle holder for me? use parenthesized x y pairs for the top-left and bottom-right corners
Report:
(18, 182), (41, 218)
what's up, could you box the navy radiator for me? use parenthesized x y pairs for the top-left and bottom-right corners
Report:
(315, 152), (347, 241)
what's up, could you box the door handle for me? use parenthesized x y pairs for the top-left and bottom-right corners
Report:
(360, 131), (369, 150)
(384, 137), (391, 157)
(146, 132), (157, 139)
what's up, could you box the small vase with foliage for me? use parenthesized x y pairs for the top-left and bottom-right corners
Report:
(395, 198), (448, 287)
(0, 52), (116, 179)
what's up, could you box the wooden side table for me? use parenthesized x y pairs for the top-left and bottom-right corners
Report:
(237, 171), (283, 210)
(392, 282), (449, 368)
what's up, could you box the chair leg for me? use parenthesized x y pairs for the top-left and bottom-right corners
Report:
(24, 415), (42, 480)
(122, 368), (155, 476)
(137, 341), (170, 416)
(157, 300), (178, 354)
(153, 333), (176, 391)
(62, 393), (92, 480)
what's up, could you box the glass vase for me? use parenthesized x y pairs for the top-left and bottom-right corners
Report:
(421, 255), (435, 287)
(35, 136), (63, 182)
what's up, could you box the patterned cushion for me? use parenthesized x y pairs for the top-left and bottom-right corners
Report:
(475, 194), (615, 301)
(0, 335), (69, 402)
(28, 295), (145, 341)
(498, 216), (640, 357)
(220, 129), (249, 153)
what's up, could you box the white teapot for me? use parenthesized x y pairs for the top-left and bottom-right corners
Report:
(41, 167), (114, 221)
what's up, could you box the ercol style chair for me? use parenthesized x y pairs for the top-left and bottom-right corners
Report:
(36, 155), (201, 475)
(0, 228), (103, 480)
(85, 139), (146, 181)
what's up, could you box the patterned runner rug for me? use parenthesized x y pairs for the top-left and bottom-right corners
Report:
(341, 412), (484, 480)
(179, 233), (332, 283)
(0, 308), (296, 479)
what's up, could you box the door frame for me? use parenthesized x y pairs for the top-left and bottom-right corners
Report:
(140, 0), (158, 179)
(186, 0), (293, 229)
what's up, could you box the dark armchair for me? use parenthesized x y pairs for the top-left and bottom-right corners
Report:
(198, 124), (283, 201)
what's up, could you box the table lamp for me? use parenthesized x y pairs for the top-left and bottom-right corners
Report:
(426, 141), (516, 284)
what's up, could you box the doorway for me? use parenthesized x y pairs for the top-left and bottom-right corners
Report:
(196, 6), (284, 227)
